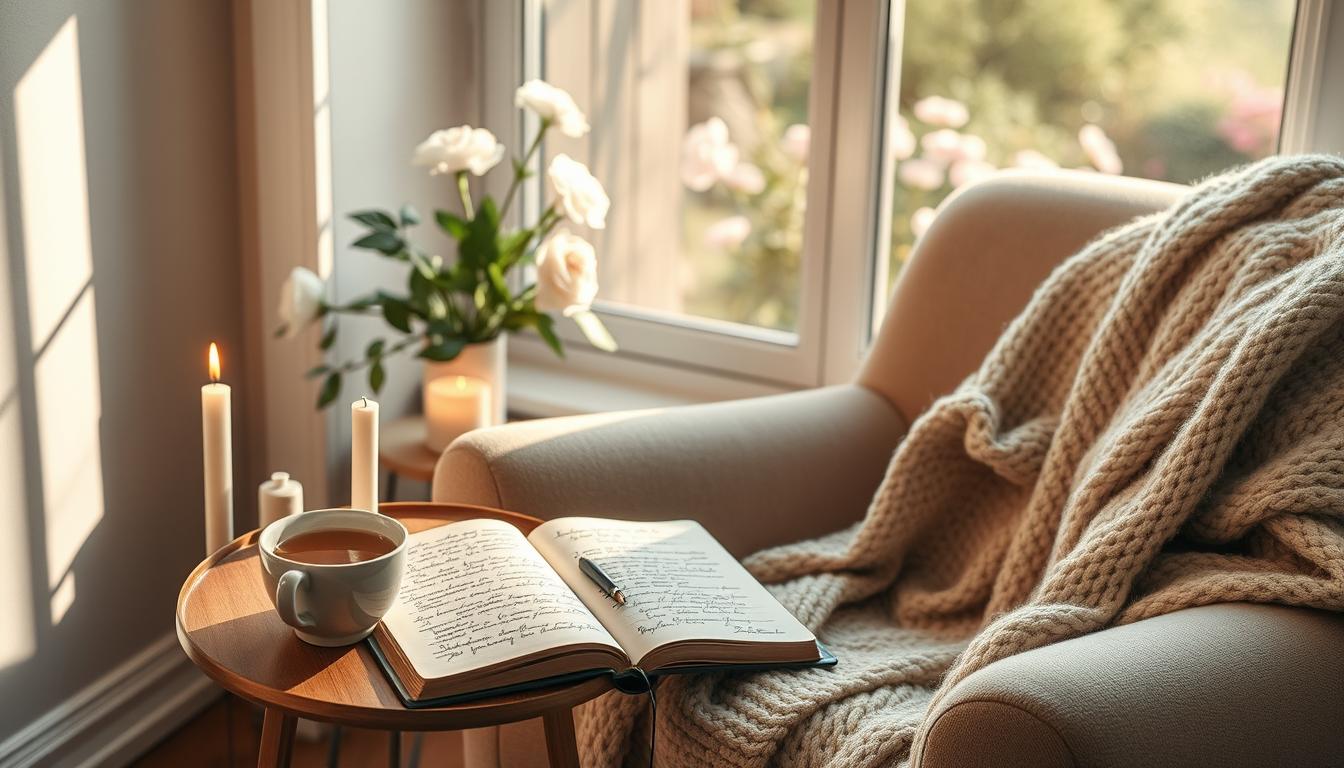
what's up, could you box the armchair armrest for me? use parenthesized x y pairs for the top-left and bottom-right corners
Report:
(432, 384), (906, 558)
(914, 603), (1344, 768)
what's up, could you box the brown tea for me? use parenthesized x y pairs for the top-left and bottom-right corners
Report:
(275, 528), (397, 565)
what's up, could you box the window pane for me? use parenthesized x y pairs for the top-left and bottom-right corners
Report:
(543, 0), (814, 334)
(885, 0), (1297, 287)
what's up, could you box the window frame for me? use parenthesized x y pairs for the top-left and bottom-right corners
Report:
(495, 0), (896, 404)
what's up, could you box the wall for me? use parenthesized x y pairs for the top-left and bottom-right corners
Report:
(0, 0), (244, 749)
(324, 0), (480, 502)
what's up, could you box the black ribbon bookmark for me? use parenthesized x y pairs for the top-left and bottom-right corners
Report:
(615, 667), (658, 767)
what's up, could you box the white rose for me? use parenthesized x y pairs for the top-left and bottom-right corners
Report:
(515, 80), (590, 138)
(412, 126), (505, 176)
(681, 118), (739, 191)
(548, 154), (610, 229)
(534, 229), (599, 316)
(780, 123), (810, 163)
(277, 266), (324, 338)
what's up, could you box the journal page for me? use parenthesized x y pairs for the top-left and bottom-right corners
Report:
(381, 518), (621, 680)
(528, 517), (815, 666)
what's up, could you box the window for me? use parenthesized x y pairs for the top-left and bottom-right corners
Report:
(882, 1), (1299, 291)
(501, 0), (1317, 410)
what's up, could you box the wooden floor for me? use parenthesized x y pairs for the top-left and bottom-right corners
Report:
(131, 694), (465, 768)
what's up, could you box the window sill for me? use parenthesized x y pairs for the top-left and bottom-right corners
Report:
(505, 334), (795, 418)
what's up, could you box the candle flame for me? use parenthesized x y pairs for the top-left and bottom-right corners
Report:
(455, 376), (466, 390)
(208, 342), (221, 382)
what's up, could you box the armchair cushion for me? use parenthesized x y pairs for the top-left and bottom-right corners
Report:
(432, 384), (906, 558)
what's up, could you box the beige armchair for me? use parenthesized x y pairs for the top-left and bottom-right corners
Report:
(433, 171), (1344, 767)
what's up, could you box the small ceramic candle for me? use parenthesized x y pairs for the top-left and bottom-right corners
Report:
(351, 397), (379, 513)
(424, 375), (491, 452)
(258, 471), (304, 529)
(201, 342), (233, 554)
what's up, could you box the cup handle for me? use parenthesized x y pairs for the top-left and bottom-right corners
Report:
(276, 570), (316, 629)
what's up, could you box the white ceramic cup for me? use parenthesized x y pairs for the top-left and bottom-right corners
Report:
(258, 508), (408, 647)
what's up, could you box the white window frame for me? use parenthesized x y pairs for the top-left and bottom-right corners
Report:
(491, 0), (898, 412)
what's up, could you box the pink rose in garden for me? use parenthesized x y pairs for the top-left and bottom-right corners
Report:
(1213, 70), (1282, 156)
(781, 124), (810, 163)
(1078, 124), (1123, 174)
(910, 206), (937, 239)
(949, 159), (996, 188)
(681, 118), (740, 191)
(703, 215), (752, 249)
(920, 129), (963, 163)
(724, 162), (767, 195)
(1013, 149), (1058, 170)
(913, 96), (969, 128)
(898, 158), (945, 190)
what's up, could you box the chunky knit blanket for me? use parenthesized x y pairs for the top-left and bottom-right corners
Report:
(578, 155), (1344, 767)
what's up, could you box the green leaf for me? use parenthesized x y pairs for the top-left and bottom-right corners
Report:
(349, 210), (397, 231)
(534, 314), (565, 358)
(382, 299), (413, 333)
(320, 324), (338, 350)
(418, 336), (466, 362)
(497, 230), (532, 271)
(473, 282), (489, 311)
(435, 210), (468, 239)
(304, 364), (330, 379)
(317, 371), (342, 409)
(365, 339), (385, 359)
(369, 360), (386, 393)
(458, 197), (501, 271)
(486, 262), (511, 301)
(352, 231), (404, 254)
(399, 203), (421, 227)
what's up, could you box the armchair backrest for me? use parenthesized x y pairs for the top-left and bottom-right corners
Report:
(857, 170), (1185, 425)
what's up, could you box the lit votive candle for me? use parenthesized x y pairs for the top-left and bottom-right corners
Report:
(425, 375), (491, 453)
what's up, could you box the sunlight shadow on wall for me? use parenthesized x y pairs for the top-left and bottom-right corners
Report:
(0, 149), (34, 668)
(14, 15), (104, 625)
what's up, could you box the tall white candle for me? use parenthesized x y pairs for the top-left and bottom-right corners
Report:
(258, 471), (304, 529)
(351, 397), (379, 513)
(425, 375), (491, 452)
(201, 342), (233, 554)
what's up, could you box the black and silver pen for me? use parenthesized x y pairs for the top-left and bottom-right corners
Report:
(578, 557), (626, 606)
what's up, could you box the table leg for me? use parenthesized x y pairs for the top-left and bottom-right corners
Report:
(385, 471), (399, 503)
(258, 708), (297, 768)
(388, 730), (401, 767)
(541, 708), (581, 768)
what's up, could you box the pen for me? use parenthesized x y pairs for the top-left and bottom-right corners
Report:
(578, 557), (626, 606)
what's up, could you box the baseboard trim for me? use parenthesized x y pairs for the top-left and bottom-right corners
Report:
(0, 633), (220, 768)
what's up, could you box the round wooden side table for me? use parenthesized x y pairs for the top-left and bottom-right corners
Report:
(176, 502), (611, 768)
(378, 417), (441, 501)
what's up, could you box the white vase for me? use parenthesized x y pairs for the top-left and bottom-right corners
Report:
(422, 335), (507, 434)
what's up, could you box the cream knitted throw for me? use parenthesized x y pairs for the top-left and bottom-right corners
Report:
(578, 156), (1344, 767)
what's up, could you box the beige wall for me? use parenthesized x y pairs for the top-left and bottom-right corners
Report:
(0, 0), (244, 746)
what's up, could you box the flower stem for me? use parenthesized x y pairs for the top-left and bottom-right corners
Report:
(500, 118), (550, 222)
(456, 172), (475, 219)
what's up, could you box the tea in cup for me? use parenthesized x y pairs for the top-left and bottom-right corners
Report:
(258, 508), (407, 646)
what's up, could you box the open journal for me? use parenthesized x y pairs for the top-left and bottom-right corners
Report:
(368, 517), (834, 707)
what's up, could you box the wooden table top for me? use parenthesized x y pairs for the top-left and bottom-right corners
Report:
(176, 502), (612, 730)
(378, 416), (441, 483)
